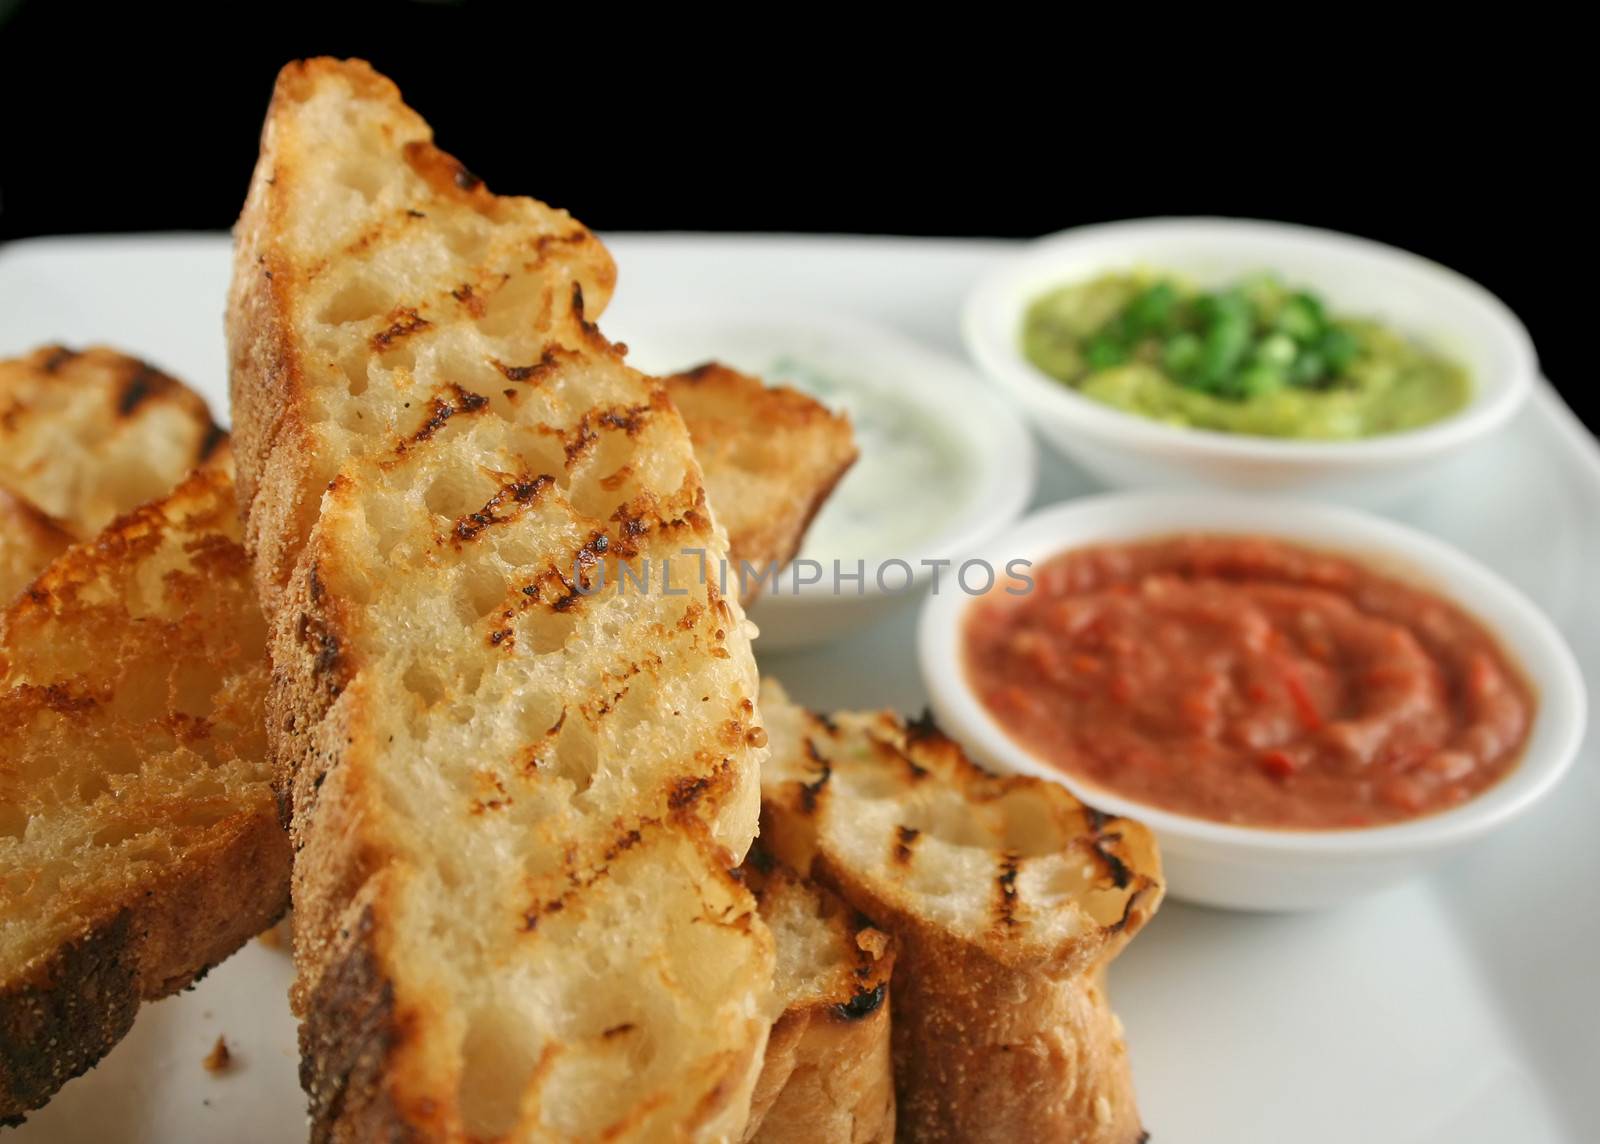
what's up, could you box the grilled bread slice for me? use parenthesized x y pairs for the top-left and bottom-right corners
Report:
(227, 59), (616, 617)
(741, 854), (895, 1144)
(664, 363), (857, 604)
(0, 456), (289, 1125)
(0, 346), (224, 601)
(228, 59), (773, 1141)
(759, 682), (1163, 1144)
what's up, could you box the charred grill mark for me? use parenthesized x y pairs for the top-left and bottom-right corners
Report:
(1084, 806), (1133, 889)
(517, 560), (588, 615)
(799, 746), (831, 814)
(893, 825), (921, 865)
(198, 423), (227, 461)
(115, 364), (163, 417)
(397, 384), (490, 456)
(579, 283), (598, 332)
(535, 230), (593, 254)
(1100, 844), (1139, 889)
(41, 345), (78, 373)
(994, 852), (1021, 928)
(494, 347), (561, 383)
(1095, 839), (1132, 890)
(452, 474), (553, 542)
(1108, 888), (1143, 935)
(833, 983), (886, 1021)
(604, 828), (645, 863)
(371, 307), (431, 353)
(562, 419), (598, 466)
(866, 731), (928, 781)
(557, 403), (653, 471)
(551, 588), (582, 612)
(570, 531), (608, 587)
(451, 283), (485, 317)
(522, 900), (560, 932)
(401, 141), (488, 206)
(598, 407), (648, 435)
(594, 501), (658, 560)
(570, 283), (602, 344)
(669, 774), (711, 812)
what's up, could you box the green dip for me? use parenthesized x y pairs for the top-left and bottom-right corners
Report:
(1021, 274), (1471, 439)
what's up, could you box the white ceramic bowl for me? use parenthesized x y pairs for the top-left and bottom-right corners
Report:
(963, 218), (1537, 505)
(611, 305), (1037, 650)
(918, 492), (1586, 911)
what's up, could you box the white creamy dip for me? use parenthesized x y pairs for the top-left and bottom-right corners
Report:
(764, 354), (973, 565)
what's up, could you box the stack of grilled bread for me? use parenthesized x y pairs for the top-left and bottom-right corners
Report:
(0, 353), (286, 1122)
(0, 58), (1162, 1141)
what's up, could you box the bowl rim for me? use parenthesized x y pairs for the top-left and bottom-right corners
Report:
(962, 216), (1539, 466)
(917, 491), (1588, 858)
(618, 302), (1039, 612)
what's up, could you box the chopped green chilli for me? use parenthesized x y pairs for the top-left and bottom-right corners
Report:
(1021, 273), (1471, 439)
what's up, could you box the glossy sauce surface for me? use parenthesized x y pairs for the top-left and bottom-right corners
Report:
(964, 536), (1533, 829)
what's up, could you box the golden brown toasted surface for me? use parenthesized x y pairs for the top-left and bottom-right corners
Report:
(665, 363), (857, 603)
(0, 345), (222, 543)
(0, 489), (71, 604)
(741, 855), (895, 1144)
(228, 58), (773, 1142)
(0, 458), (289, 1125)
(758, 681), (1163, 1144)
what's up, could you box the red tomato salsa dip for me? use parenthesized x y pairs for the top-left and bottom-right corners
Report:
(964, 536), (1534, 829)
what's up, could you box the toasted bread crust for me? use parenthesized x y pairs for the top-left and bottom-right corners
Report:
(0, 911), (139, 1125)
(759, 684), (1162, 1143)
(0, 462), (289, 1125)
(664, 363), (857, 604)
(297, 903), (422, 1144)
(742, 859), (895, 1144)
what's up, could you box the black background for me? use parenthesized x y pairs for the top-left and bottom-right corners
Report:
(0, 4), (1587, 429)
